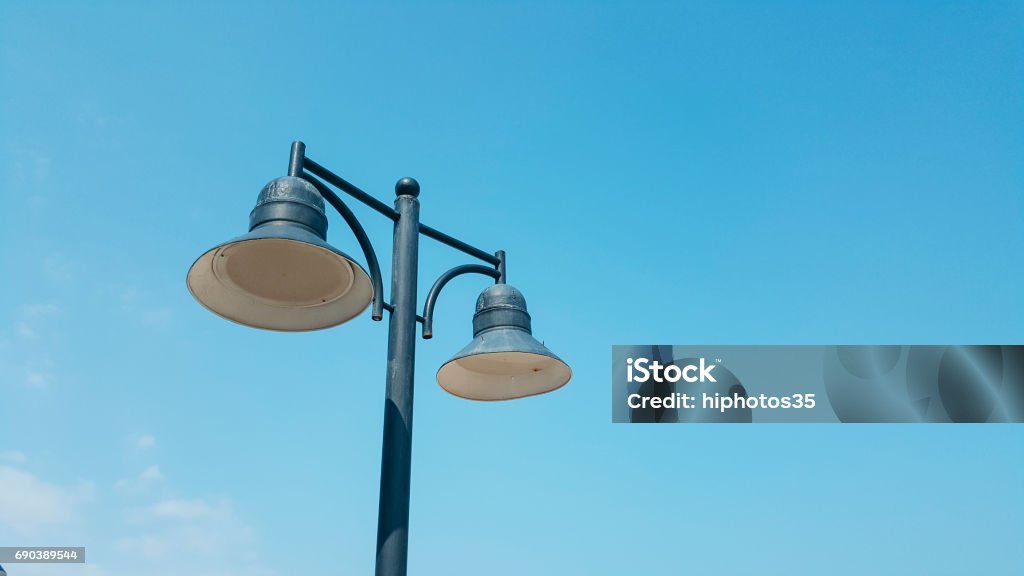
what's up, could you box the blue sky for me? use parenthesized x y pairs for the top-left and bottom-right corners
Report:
(1, 1), (1022, 574)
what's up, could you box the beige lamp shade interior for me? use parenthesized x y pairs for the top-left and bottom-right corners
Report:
(438, 350), (572, 401)
(187, 235), (373, 332)
(436, 302), (573, 403)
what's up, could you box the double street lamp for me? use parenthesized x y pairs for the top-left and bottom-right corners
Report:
(186, 141), (571, 575)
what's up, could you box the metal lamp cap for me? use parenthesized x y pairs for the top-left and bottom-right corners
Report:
(472, 284), (532, 336)
(186, 176), (373, 331)
(249, 176), (328, 238)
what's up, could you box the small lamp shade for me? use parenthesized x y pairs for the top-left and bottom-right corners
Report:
(187, 176), (373, 331)
(437, 284), (571, 400)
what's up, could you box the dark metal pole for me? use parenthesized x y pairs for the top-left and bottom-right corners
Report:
(376, 177), (421, 576)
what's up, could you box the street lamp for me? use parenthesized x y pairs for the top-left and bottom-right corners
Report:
(187, 141), (571, 576)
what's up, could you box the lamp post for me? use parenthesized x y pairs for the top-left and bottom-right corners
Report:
(186, 141), (571, 576)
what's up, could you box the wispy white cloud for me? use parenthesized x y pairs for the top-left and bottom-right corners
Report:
(107, 428), (273, 575)
(115, 465), (164, 491)
(134, 434), (156, 450)
(4, 303), (61, 388)
(116, 496), (273, 576)
(0, 465), (94, 535)
(0, 456), (272, 576)
(139, 465), (163, 482)
(0, 450), (27, 463)
(0, 563), (112, 576)
(15, 303), (59, 341)
(23, 355), (57, 388)
(114, 437), (161, 491)
(25, 369), (52, 389)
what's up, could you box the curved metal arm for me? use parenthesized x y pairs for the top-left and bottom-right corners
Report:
(422, 264), (500, 339)
(301, 172), (386, 321)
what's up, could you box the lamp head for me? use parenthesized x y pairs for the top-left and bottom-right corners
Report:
(437, 284), (571, 401)
(187, 176), (373, 331)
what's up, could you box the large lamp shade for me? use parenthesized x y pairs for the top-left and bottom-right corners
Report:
(437, 284), (571, 400)
(187, 176), (373, 331)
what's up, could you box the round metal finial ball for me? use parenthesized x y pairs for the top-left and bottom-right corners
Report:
(395, 177), (420, 197)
